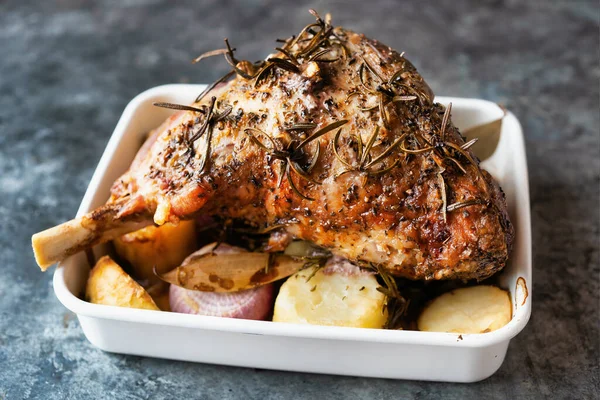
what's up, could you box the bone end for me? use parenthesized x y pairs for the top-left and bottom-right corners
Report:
(32, 219), (92, 271)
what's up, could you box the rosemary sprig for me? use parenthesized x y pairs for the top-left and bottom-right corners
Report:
(213, 105), (233, 122)
(445, 156), (467, 174)
(362, 57), (384, 83)
(268, 57), (300, 73)
(446, 198), (484, 212)
(359, 63), (378, 95)
(392, 95), (418, 103)
(386, 102), (492, 220)
(274, 47), (299, 65)
(245, 120), (348, 200)
(194, 70), (236, 103)
(354, 56), (422, 130)
(440, 103), (452, 142)
(253, 63), (275, 87)
(189, 96), (216, 143)
(399, 138), (435, 154)
(303, 261), (326, 282)
(165, 96), (232, 174)
(153, 102), (206, 113)
(438, 172), (447, 223)
(461, 137), (479, 150)
(277, 8), (346, 66)
(333, 127), (404, 178)
(192, 48), (230, 64)
(190, 13), (346, 91)
(297, 119), (348, 149)
(307, 48), (338, 62)
(284, 123), (317, 132)
(368, 263), (408, 329)
(186, 10), (491, 219)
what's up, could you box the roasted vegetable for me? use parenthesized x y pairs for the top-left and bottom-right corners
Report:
(169, 243), (274, 319)
(113, 220), (196, 280)
(86, 256), (159, 310)
(417, 285), (511, 334)
(170, 284), (274, 319)
(158, 242), (305, 292)
(273, 257), (387, 328)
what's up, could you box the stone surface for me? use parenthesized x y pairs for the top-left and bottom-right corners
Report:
(0, 0), (598, 398)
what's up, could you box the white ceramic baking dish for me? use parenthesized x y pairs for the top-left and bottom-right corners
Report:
(52, 84), (531, 382)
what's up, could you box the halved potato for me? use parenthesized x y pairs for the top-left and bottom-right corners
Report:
(86, 256), (159, 310)
(113, 220), (196, 280)
(273, 262), (387, 328)
(417, 285), (511, 334)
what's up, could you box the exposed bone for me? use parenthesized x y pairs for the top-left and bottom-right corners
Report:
(32, 202), (152, 271)
(30, 20), (514, 281)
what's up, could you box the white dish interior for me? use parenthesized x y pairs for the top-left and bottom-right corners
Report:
(52, 84), (531, 382)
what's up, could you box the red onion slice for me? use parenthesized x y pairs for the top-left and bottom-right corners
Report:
(169, 283), (274, 320)
(168, 243), (274, 319)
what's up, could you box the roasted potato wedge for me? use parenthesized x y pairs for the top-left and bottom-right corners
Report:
(86, 256), (159, 310)
(417, 285), (511, 334)
(113, 220), (196, 280)
(273, 262), (387, 328)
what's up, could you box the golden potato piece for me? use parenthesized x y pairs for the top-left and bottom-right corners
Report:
(86, 256), (159, 310)
(273, 263), (387, 328)
(417, 285), (511, 334)
(113, 220), (196, 280)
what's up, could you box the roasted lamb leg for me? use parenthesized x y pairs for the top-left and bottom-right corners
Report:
(33, 12), (513, 280)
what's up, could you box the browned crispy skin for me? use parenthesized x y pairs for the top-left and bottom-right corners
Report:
(102, 26), (513, 280)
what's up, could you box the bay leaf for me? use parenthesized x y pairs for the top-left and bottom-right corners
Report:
(158, 252), (305, 292)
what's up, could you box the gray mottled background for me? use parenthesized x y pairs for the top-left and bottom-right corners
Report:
(0, 0), (598, 399)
